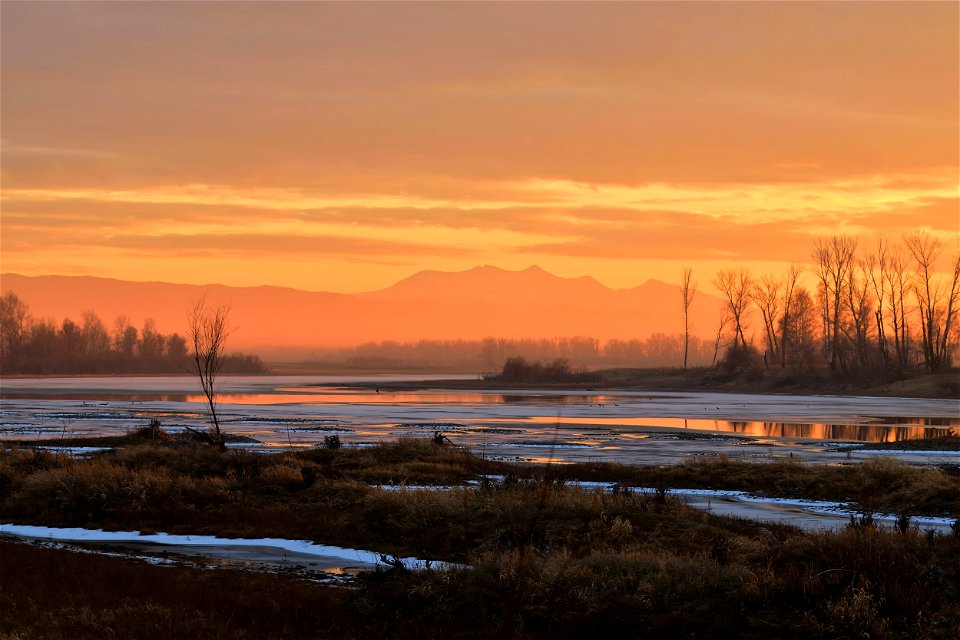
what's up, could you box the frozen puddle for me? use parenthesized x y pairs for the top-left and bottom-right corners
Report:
(384, 478), (957, 534)
(31, 446), (113, 456)
(634, 486), (956, 533)
(0, 523), (457, 579)
(854, 449), (960, 456)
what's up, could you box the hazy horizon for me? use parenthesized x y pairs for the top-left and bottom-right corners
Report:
(2, 263), (684, 296)
(0, 265), (728, 357)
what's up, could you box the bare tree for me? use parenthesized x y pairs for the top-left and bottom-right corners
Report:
(905, 232), (960, 371)
(751, 275), (783, 368)
(779, 287), (820, 368)
(812, 236), (857, 370)
(843, 259), (874, 372)
(711, 307), (732, 368)
(778, 265), (803, 367)
(189, 296), (231, 449)
(0, 291), (30, 369)
(712, 268), (752, 349)
(80, 311), (111, 359)
(866, 241), (891, 370)
(882, 245), (913, 371)
(681, 267), (697, 369)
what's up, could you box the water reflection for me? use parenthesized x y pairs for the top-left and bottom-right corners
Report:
(2, 378), (956, 447)
(527, 416), (959, 443)
(2, 390), (613, 406)
(726, 420), (958, 443)
(498, 394), (610, 405)
(868, 416), (960, 427)
(0, 393), (192, 402)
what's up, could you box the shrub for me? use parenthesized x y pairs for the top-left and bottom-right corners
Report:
(492, 357), (599, 383)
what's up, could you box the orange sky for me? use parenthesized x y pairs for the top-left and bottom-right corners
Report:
(1, 2), (958, 294)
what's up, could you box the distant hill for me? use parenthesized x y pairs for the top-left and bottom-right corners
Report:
(1, 268), (725, 357)
(360, 265), (611, 304)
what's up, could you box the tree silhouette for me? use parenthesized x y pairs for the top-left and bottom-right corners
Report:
(712, 268), (752, 349)
(189, 296), (232, 449)
(905, 232), (960, 371)
(681, 267), (696, 369)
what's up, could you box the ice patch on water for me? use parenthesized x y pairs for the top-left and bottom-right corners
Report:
(33, 540), (180, 566)
(32, 446), (112, 456)
(226, 417), (342, 426)
(276, 427), (352, 434)
(0, 523), (459, 571)
(0, 427), (83, 436)
(394, 423), (469, 431)
(465, 427), (527, 435)
(389, 431), (442, 437)
(478, 442), (595, 449)
(35, 412), (133, 421)
(373, 484), (464, 492)
(854, 450), (960, 456)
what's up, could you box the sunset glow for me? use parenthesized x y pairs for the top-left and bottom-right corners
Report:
(2, 1), (958, 294)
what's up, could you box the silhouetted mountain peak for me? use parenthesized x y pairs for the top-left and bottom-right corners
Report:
(2, 270), (726, 352)
(361, 265), (610, 302)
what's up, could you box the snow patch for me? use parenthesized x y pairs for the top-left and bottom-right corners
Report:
(0, 523), (459, 572)
(854, 449), (960, 456)
(32, 446), (112, 456)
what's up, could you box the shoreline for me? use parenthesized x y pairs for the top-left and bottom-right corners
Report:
(3, 366), (958, 401)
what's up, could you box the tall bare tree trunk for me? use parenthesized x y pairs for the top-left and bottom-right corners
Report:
(681, 267), (696, 369)
(867, 242), (892, 371)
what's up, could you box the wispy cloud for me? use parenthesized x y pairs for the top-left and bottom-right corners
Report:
(1, 2), (956, 290)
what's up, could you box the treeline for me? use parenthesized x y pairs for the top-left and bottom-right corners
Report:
(0, 293), (265, 375)
(709, 231), (960, 379)
(304, 334), (718, 371)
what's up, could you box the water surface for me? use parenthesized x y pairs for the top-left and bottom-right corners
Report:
(2, 375), (957, 465)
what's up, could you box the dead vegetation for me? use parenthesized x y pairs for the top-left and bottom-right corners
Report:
(2, 436), (960, 638)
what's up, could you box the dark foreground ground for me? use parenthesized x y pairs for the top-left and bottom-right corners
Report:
(2, 432), (960, 639)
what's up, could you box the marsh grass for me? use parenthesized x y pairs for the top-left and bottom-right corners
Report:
(556, 455), (960, 516)
(2, 439), (960, 638)
(0, 539), (349, 640)
(5, 527), (956, 639)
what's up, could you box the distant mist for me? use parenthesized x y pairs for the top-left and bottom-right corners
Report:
(260, 335), (718, 371)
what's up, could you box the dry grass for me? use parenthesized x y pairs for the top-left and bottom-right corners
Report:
(4, 525), (959, 639)
(0, 539), (350, 640)
(557, 455), (960, 516)
(2, 439), (960, 638)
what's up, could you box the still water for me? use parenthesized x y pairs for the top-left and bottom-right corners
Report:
(2, 375), (958, 465)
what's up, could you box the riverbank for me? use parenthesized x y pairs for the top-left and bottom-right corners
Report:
(341, 367), (960, 400)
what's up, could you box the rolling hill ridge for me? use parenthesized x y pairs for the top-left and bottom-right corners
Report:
(1, 267), (725, 356)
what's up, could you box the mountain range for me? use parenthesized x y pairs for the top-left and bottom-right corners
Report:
(1, 267), (725, 358)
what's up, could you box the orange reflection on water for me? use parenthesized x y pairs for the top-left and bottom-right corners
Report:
(186, 392), (492, 405)
(182, 391), (617, 406)
(527, 416), (959, 443)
